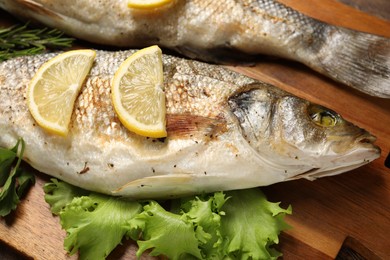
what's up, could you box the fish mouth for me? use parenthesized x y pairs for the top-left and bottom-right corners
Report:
(330, 130), (380, 154)
(356, 132), (377, 146)
(301, 160), (375, 180)
(289, 134), (380, 181)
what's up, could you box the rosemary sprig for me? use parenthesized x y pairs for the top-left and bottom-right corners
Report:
(0, 23), (74, 61)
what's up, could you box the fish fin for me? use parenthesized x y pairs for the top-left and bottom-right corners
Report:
(12, 0), (62, 20)
(166, 113), (227, 139)
(173, 45), (258, 66)
(112, 174), (196, 198)
(311, 27), (390, 98)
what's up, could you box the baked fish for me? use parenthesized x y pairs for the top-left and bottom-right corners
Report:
(0, 0), (389, 98)
(0, 50), (380, 198)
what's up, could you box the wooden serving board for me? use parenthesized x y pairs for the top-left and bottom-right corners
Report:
(1, 1), (389, 259)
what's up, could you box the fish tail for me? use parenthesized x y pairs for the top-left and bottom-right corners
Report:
(305, 27), (390, 98)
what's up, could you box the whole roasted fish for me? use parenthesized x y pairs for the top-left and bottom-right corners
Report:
(0, 0), (389, 98)
(0, 50), (380, 198)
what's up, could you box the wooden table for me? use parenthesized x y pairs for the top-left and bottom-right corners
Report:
(1, 1), (389, 259)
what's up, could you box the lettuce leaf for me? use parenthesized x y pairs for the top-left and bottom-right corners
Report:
(222, 189), (292, 260)
(127, 192), (229, 259)
(178, 192), (228, 259)
(44, 182), (142, 260)
(44, 179), (291, 260)
(128, 200), (203, 260)
(0, 138), (35, 217)
(44, 178), (89, 215)
(61, 194), (142, 260)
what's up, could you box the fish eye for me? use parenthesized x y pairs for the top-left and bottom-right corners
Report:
(308, 105), (340, 127)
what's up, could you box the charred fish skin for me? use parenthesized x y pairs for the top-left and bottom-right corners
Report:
(0, 0), (389, 98)
(0, 50), (380, 198)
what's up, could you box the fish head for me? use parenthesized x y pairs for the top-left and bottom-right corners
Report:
(229, 86), (381, 180)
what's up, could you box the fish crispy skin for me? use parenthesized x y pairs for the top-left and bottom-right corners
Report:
(0, 50), (380, 198)
(0, 0), (389, 98)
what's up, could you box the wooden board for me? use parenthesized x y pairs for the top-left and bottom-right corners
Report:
(1, 1), (389, 259)
(338, 0), (390, 21)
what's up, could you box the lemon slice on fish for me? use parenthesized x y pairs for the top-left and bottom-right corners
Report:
(111, 45), (167, 138)
(27, 49), (96, 136)
(127, 0), (174, 9)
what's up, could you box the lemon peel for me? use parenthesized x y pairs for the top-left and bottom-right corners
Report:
(127, 0), (174, 10)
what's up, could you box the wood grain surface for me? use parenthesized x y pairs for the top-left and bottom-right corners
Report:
(1, 0), (389, 259)
(338, 0), (390, 21)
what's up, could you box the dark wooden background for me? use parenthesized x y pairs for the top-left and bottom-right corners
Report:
(339, 0), (390, 20)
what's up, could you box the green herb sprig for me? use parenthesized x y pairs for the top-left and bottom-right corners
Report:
(0, 138), (35, 217)
(0, 23), (74, 61)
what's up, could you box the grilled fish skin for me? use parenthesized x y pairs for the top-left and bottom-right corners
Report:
(0, 0), (389, 98)
(0, 50), (380, 198)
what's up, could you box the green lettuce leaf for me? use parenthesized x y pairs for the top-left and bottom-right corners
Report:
(44, 178), (89, 215)
(179, 192), (228, 259)
(0, 138), (35, 217)
(44, 179), (291, 260)
(221, 189), (292, 260)
(44, 179), (143, 260)
(128, 200), (203, 260)
(61, 193), (142, 260)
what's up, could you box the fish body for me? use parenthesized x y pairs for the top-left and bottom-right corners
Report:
(0, 0), (389, 98)
(0, 50), (380, 198)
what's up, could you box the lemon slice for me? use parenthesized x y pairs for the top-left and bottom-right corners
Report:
(111, 45), (167, 138)
(127, 0), (174, 10)
(27, 49), (96, 136)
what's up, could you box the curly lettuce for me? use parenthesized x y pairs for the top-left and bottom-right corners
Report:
(221, 189), (292, 259)
(44, 180), (142, 260)
(128, 200), (203, 259)
(44, 179), (291, 260)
